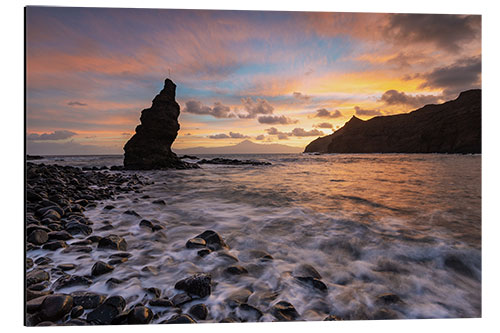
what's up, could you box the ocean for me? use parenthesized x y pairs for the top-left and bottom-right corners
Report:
(27, 153), (481, 321)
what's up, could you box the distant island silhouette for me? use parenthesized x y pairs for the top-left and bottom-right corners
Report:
(173, 139), (302, 155)
(305, 89), (481, 154)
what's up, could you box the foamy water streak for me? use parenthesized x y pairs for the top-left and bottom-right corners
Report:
(29, 154), (481, 321)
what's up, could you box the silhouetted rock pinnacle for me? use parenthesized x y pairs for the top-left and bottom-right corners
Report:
(304, 89), (481, 154)
(123, 79), (193, 169)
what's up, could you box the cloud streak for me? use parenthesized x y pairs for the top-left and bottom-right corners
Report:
(28, 130), (77, 141)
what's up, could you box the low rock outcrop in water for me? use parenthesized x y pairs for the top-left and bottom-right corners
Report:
(123, 79), (194, 169)
(304, 89), (481, 154)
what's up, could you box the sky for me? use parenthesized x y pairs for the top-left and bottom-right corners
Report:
(26, 7), (481, 155)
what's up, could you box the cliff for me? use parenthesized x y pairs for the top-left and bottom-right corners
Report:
(304, 89), (481, 154)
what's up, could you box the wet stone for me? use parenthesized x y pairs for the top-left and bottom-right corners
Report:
(123, 210), (140, 217)
(293, 263), (322, 279)
(39, 294), (73, 322)
(249, 250), (273, 261)
(86, 235), (102, 243)
(295, 277), (328, 292)
(27, 289), (53, 301)
(149, 298), (173, 307)
(71, 305), (84, 318)
(225, 265), (248, 275)
(186, 238), (206, 249)
(174, 273), (211, 298)
(108, 258), (128, 265)
(105, 278), (124, 288)
(48, 230), (73, 241)
(172, 293), (193, 307)
(109, 252), (132, 259)
(152, 199), (166, 205)
(98, 234), (128, 251)
(189, 303), (208, 320)
(271, 301), (300, 321)
(28, 281), (50, 291)
(71, 240), (93, 246)
(139, 219), (154, 229)
(86, 303), (120, 325)
(91, 261), (114, 276)
(152, 224), (164, 232)
(163, 314), (196, 324)
(197, 249), (211, 257)
(28, 229), (49, 245)
(194, 230), (228, 251)
(377, 293), (402, 305)
(26, 257), (34, 269)
(66, 318), (88, 325)
(27, 269), (50, 286)
(324, 314), (342, 321)
(57, 263), (76, 271)
(146, 287), (161, 298)
(42, 240), (68, 250)
(35, 256), (53, 266)
(53, 275), (93, 290)
(237, 303), (263, 322)
(127, 306), (154, 324)
(26, 295), (49, 313)
(72, 291), (106, 309)
(62, 245), (93, 253)
(103, 205), (115, 210)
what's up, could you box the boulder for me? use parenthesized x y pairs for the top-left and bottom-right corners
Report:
(194, 230), (228, 251)
(98, 235), (127, 251)
(174, 273), (211, 298)
(39, 294), (73, 322)
(271, 301), (300, 321)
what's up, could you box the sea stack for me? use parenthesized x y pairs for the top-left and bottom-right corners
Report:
(124, 79), (191, 169)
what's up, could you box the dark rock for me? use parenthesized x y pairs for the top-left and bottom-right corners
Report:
(98, 224), (114, 231)
(305, 89), (482, 154)
(26, 269), (50, 286)
(188, 303), (208, 320)
(271, 301), (300, 321)
(110, 311), (130, 325)
(197, 249), (211, 257)
(174, 273), (211, 298)
(66, 318), (88, 325)
(28, 229), (49, 245)
(39, 294), (73, 321)
(42, 240), (68, 250)
(152, 199), (166, 205)
(249, 250), (273, 261)
(225, 265), (248, 275)
(86, 235), (102, 243)
(106, 278), (124, 288)
(27, 289), (53, 301)
(71, 240), (93, 246)
(179, 155), (198, 160)
(86, 303), (120, 325)
(53, 275), (93, 290)
(139, 219), (154, 229)
(35, 256), (53, 266)
(295, 277), (328, 292)
(109, 252), (132, 259)
(172, 293), (193, 306)
(72, 291), (106, 309)
(197, 157), (271, 166)
(219, 317), (239, 323)
(444, 255), (475, 277)
(98, 234), (128, 251)
(103, 205), (115, 210)
(104, 296), (126, 312)
(162, 314), (196, 324)
(62, 245), (93, 253)
(65, 222), (92, 236)
(127, 306), (154, 324)
(28, 281), (50, 291)
(186, 237), (206, 249)
(237, 303), (263, 322)
(142, 266), (158, 275)
(36, 321), (56, 326)
(91, 261), (114, 276)
(57, 263), (76, 271)
(26, 257), (34, 269)
(194, 230), (228, 251)
(377, 293), (402, 305)
(149, 298), (173, 307)
(26, 295), (49, 313)
(48, 230), (73, 241)
(293, 263), (322, 279)
(71, 305), (84, 318)
(123, 209), (140, 217)
(108, 258), (128, 265)
(145, 287), (161, 298)
(123, 79), (193, 170)
(152, 224), (164, 232)
(373, 308), (400, 320)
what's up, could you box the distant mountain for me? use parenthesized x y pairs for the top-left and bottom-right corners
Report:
(173, 139), (302, 154)
(305, 89), (481, 154)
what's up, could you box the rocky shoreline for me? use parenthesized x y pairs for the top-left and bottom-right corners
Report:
(25, 162), (335, 326)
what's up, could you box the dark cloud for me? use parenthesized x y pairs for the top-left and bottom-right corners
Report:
(28, 130), (77, 141)
(380, 90), (441, 108)
(183, 100), (234, 118)
(238, 97), (274, 119)
(417, 56), (481, 97)
(313, 122), (333, 129)
(314, 108), (343, 118)
(265, 127), (324, 139)
(67, 101), (87, 106)
(208, 132), (249, 139)
(208, 133), (230, 139)
(255, 135), (265, 140)
(257, 115), (298, 125)
(354, 106), (382, 116)
(290, 128), (324, 137)
(385, 14), (481, 52)
(292, 92), (311, 101)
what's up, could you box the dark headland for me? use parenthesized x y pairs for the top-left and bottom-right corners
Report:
(304, 89), (481, 154)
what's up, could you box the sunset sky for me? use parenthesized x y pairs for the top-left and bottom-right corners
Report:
(26, 7), (481, 155)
